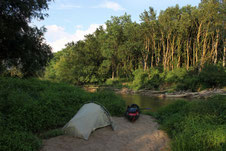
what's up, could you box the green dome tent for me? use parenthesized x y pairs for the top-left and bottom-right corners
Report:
(62, 103), (115, 140)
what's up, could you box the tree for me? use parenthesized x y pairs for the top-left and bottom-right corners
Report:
(102, 14), (132, 79)
(0, 0), (53, 77)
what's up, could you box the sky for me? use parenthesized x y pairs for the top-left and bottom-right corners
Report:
(32, 0), (201, 52)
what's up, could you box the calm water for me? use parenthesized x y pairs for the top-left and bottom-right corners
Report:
(120, 94), (188, 112)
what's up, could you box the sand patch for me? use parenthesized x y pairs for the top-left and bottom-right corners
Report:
(41, 115), (170, 151)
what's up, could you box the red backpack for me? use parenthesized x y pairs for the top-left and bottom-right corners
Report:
(125, 104), (140, 122)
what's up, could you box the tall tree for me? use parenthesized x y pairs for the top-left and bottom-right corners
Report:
(102, 14), (132, 79)
(0, 0), (52, 76)
(140, 7), (158, 70)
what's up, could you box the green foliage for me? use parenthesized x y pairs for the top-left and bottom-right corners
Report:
(0, 130), (41, 151)
(163, 68), (198, 91)
(165, 68), (187, 83)
(39, 129), (64, 139)
(145, 68), (164, 89)
(105, 78), (120, 85)
(0, 0), (53, 77)
(44, 33), (105, 85)
(154, 95), (226, 151)
(104, 78), (128, 89)
(199, 64), (226, 89)
(132, 68), (164, 90)
(43, 1), (225, 86)
(0, 77), (125, 151)
(91, 90), (126, 116)
(132, 69), (149, 90)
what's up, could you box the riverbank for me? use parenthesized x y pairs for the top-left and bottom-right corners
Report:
(41, 115), (170, 151)
(0, 77), (125, 151)
(118, 88), (226, 99)
(83, 85), (226, 99)
(150, 95), (226, 151)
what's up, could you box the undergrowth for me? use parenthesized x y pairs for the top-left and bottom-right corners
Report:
(0, 77), (125, 151)
(152, 95), (226, 151)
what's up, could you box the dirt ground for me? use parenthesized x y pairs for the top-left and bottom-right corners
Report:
(41, 115), (170, 151)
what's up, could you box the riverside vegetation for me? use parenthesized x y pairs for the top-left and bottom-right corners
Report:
(1, 0), (226, 151)
(43, 1), (226, 91)
(149, 95), (226, 151)
(0, 77), (125, 151)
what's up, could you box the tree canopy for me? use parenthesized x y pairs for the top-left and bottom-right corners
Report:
(0, 0), (53, 77)
(45, 0), (226, 85)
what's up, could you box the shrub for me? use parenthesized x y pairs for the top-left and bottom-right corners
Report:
(39, 129), (64, 139)
(165, 68), (187, 84)
(0, 130), (41, 151)
(0, 77), (126, 151)
(199, 64), (226, 89)
(105, 78), (120, 85)
(154, 95), (226, 151)
(146, 68), (163, 89)
(132, 69), (149, 90)
(132, 68), (163, 90)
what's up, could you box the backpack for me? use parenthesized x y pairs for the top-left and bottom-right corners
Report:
(125, 104), (140, 122)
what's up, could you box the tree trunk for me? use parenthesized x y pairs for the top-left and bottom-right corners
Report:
(166, 32), (171, 71)
(223, 46), (226, 67)
(161, 31), (166, 71)
(171, 36), (175, 70)
(144, 37), (150, 70)
(112, 70), (115, 80)
(186, 40), (190, 70)
(177, 38), (182, 68)
(201, 22), (210, 67)
(214, 30), (219, 64)
(193, 41), (196, 66)
(196, 22), (203, 64)
(210, 33), (215, 63)
(151, 35), (155, 68)
(157, 43), (161, 66)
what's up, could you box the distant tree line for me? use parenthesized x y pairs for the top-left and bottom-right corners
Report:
(45, 0), (226, 85)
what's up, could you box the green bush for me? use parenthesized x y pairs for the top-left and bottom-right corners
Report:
(0, 130), (41, 151)
(154, 95), (226, 151)
(0, 77), (126, 151)
(132, 68), (163, 90)
(146, 68), (164, 89)
(165, 68), (187, 84)
(131, 65), (226, 91)
(105, 78), (120, 85)
(39, 129), (64, 139)
(199, 64), (226, 89)
(132, 69), (149, 90)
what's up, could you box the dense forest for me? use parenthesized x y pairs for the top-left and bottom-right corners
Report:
(44, 0), (226, 90)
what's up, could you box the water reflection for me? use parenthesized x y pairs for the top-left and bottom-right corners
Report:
(120, 94), (187, 112)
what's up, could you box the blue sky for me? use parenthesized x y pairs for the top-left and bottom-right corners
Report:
(33, 0), (201, 52)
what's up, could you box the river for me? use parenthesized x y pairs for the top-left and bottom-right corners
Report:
(120, 94), (188, 112)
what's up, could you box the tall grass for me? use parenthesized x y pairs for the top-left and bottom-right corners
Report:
(153, 95), (226, 151)
(0, 77), (125, 151)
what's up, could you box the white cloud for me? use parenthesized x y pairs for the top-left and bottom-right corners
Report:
(45, 24), (106, 52)
(95, 1), (125, 11)
(75, 25), (83, 29)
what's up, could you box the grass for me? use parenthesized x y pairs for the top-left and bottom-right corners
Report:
(150, 95), (226, 151)
(0, 77), (126, 151)
(39, 129), (64, 139)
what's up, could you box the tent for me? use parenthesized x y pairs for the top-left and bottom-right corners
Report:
(62, 102), (115, 140)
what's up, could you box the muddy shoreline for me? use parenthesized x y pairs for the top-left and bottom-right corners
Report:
(115, 88), (226, 99)
(83, 86), (226, 99)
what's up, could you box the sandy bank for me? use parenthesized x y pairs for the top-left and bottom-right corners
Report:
(41, 115), (170, 151)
